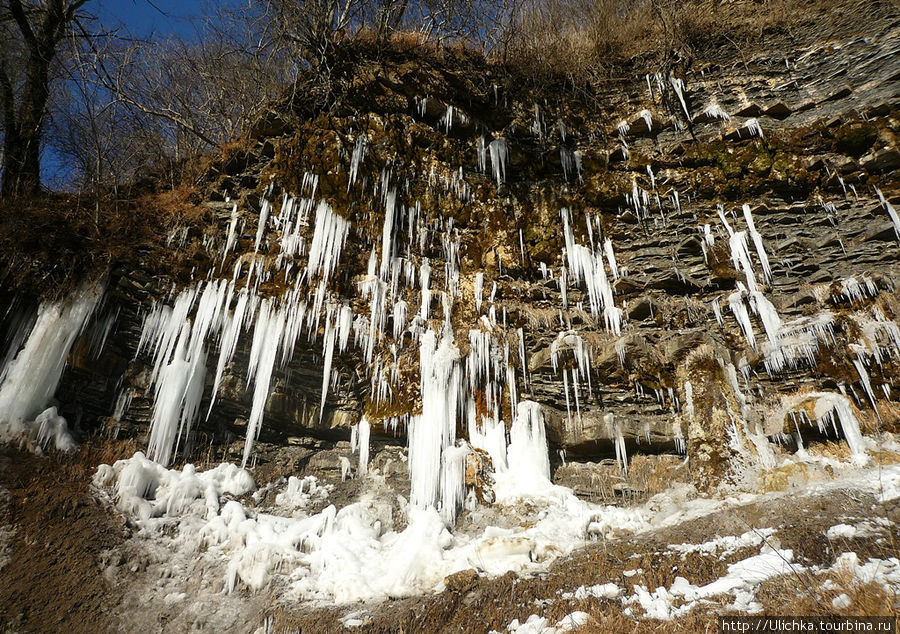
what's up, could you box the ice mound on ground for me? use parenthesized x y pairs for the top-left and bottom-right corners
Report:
(94, 451), (255, 521)
(94, 450), (656, 603)
(0, 406), (76, 452)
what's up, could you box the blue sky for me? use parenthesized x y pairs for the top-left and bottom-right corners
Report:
(42, 0), (238, 186)
(94, 0), (218, 38)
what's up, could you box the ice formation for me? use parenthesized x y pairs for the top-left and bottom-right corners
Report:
(8, 69), (894, 624)
(0, 405), (76, 451)
(875, 187), (900, 241)
(506, 402), (550, 486)
(408, 329), (463, 518)
(560, 208), (622, 334)
(0, 281), (102, 426)
(743, 118), (764, 139)
(702, 103), (730, 121)
(489, 139), (508, 186)
(669, 74), (690, 121)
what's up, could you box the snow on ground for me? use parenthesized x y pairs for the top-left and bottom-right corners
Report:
(667, 527), (777, 558)
(559, 582), (622, 601)
(94, 451), (651, 604)
(819, 552), (900, 590)
(823, 518), (892, 541)
(550, 544), (899, 622)
(493, 611), (589, 634)
(91, 448), (900, 615)
(624, 546), (798, 618)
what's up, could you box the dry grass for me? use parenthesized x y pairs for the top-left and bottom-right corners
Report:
(496, 0), (894, 84)
(0, 185), (208, 300)
(0, 439), (137, 632)
(756, 570), (899, 619)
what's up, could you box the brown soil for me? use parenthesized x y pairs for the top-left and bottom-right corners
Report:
(0, 441), (135, 633)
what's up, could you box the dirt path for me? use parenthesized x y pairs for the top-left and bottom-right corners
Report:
(0, 443), (134, 633)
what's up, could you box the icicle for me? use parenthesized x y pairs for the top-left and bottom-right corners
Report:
(507, 347), (519, 418)
(208, 288), (249, 416)
(243, 302), (285, 467)
(712, 297), (723, 325)
(606, 413), (628, 475)
(223, 203), (239, 258)
(358, 417), (370, 475)
(729, 289), (757, 348)
(531, 104), (543, 138)
(875, 187), (900, 242)
(148, 338), (206, 466)
(477, 136), (487, 173)
(615, 337), (626, 367)
(561, 147), (578, 182)
(318, 305), (338, 424)
(560, 208), (621, 334)
(144, 280), (229, 464)
(306, 201), (351, 285)
(744, 118), (764, 139)
(742, 204), (772, 283)
(488, 139), (508, 186)
(683, 382), (695, 422)
(604, 239), (619, 281)
(348, 135), (368, 191)
(474, 272), (484, 314)
(729, 231), (759, 293)
(852, 359), (881, 422)
(669, 74), (690, 121)
(379, 191), (397, 280)
(419, 259), (432, 320)
(507, 401), (550, 484)
(392, 300), (407, 340)
(254, 197), (272, 252)
(440, 444), (468, 523)
(0, 282), (102, 426)
(702, 103), (730, 121)
(408, 329), (462, 516)
(517, 328), (529, 393)
(467, 409), (507, 472)
(807, 393), (869, 465)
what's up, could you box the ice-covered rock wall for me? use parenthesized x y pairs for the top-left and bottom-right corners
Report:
(2, 20), (899, 500)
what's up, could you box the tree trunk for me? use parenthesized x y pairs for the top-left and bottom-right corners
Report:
(1, 0), (84, 198)
(3, 50), (53, 196)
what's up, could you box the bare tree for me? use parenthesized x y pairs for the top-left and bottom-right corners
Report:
(264, 0), (362, 71)
(0, 0), (91, 197)
(47, 2), (292, 195)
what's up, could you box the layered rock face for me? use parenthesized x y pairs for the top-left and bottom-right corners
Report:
(5, 14), (898, 493)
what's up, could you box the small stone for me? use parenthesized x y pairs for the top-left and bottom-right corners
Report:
(444, 569), (478, 593)
(763, 102), (792, 119)
(860, 147), (900, 173)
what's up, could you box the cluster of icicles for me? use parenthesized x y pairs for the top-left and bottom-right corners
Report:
(3, 84), (898, 528)
(126, 109), (640, 520)
(133, 107), (636, 482)
(701, 198), (900, 423)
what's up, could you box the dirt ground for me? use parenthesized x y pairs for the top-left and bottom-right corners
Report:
(0, 442), (135, 634)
